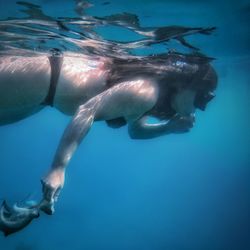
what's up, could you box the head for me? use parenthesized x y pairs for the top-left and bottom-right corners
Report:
(152, 63), (218, 119)
(193, 64), (218, 111)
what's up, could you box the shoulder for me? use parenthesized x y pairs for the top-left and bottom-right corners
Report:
(117, 78), (159, 121)
(126, 78), (159, 103)
(94, 78), (159, 122)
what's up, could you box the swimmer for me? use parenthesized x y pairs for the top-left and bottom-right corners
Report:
(0, 49), (217, 235)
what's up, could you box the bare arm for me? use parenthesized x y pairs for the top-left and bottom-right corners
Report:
(41, 79), (158, 213)
(128, 114), (195, 139)
(128, 88), (197, 140)
(40, 99), (97, 213)
(51, 80), (157, 170)
(51, 101), (97, 171)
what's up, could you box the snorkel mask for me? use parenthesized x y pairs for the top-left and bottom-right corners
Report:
(194, 91), (215, 111)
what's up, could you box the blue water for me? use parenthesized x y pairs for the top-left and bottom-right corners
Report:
(0, 0), (249, 249)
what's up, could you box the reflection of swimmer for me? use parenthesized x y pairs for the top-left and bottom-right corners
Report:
(0, 50), (217, 235)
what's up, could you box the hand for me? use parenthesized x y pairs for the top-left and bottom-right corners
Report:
(40, 169), (65, 215)
(167, 114), (195, 134)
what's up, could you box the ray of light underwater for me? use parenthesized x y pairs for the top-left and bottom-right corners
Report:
(0, 0), (249, 250)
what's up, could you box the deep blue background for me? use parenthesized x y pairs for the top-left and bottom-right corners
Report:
(0, 0), (249, 249)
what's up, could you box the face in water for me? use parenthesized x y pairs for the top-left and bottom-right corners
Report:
(194, 91), (215, 111)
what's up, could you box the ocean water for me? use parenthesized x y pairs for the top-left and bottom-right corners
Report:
(0, 0), (249, 250)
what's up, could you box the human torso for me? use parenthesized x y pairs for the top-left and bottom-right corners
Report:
(53, 53), (111, 115)
(0, 53), (111, 116)
(0, 52), (214, 124)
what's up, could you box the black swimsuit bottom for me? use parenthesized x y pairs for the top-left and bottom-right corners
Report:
(42, 49), (63, 107)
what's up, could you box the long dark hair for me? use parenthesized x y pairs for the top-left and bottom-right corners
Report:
(106, 51), (217, 122)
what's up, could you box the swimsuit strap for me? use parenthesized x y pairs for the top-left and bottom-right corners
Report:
(42, 49), (63, 107)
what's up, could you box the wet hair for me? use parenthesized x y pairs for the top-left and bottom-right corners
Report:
(105, 51), (217, 127)
(192, 64), (218, 111)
